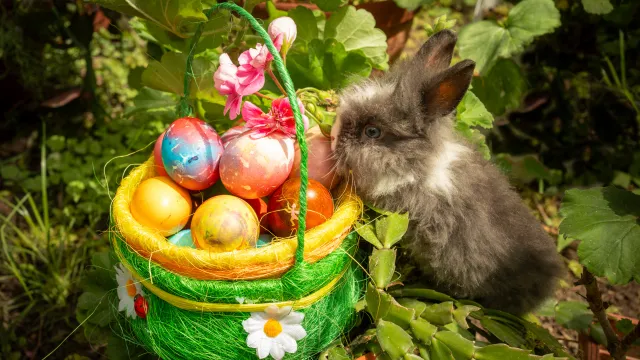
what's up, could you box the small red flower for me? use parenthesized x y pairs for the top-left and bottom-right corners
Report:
(134, 294), (149, 319)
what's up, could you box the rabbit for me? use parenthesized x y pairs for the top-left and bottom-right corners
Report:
(330, 30), (563, 315)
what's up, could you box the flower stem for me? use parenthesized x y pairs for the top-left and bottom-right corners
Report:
(267, 66), (287, 96)
(254, 92), (275, 100)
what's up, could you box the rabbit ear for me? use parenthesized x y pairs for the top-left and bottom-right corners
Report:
(421, 59), (475, 116)
(415, 30), (458, 71)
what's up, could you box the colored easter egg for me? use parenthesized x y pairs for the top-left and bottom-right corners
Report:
(161, 117), (224, 191)
(153, 131), (168, 176)
(220, 126), (247, 148)
(191, 195), (259, 252)
(220, 130), (294, 199)
(134, 294), (148, 319)
(267, 178), (334, 237)
(130, 176), (192, 236)
(244, 197), (268, 233)
(290, 126), (339, 189)
(256, 233), (273, 248)
(168, 229), (196, 248)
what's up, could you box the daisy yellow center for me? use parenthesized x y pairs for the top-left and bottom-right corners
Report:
(126, 279), (137, 297)
(263, 319), (283, 338)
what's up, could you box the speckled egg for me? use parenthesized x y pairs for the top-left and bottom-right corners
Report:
(219, 130), (294, 199)
(167, 229), (196, 248)
(153, 131), (168, 176)
(130, 176), (192, 236)
(191, 195), (259, 252)
(161, 117), (224, 191)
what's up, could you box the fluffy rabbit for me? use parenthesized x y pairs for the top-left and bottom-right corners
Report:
(330, 30), (563, 315)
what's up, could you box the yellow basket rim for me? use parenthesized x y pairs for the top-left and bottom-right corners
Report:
(112, 157), (362, 280)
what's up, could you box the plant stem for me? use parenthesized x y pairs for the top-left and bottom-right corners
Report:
(267, 66), (287, 96)
(40, 121), (50, 248)
(254, 92), (276, 100)
(581, 268), (627, 360)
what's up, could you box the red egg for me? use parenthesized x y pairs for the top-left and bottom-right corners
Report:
(134, 294), (148, 319)
(290, 126), (340, 189)
(153, 131), (168, 176)
(267, 178), (334, 237)
(244, 197), (268, 233)
(220, 130), (294, 199)
(221, 126), (247, 148)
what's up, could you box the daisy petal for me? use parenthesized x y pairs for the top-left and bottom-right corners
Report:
(283, 324), (307, 340)
(257, 338), (272, 359)
(270, 342), (285, 360)
(243, 318), (266, 333)
(280, 311), (304, 325)
(264, 304), (281, 319)
(246, 330), (265, 348)
(276, 333), (297, 353)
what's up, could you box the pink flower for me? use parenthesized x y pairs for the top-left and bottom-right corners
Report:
(214, 54), (243, 119)
(242, 98), (309, 139)
(237, 44), (272, 95)
(268, 17), (297, 52)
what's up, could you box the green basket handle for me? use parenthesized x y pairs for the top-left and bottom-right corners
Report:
(176, 2), (310, 267)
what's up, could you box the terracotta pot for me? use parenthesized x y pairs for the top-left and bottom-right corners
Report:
(579, 314), (640, 360)
(252, 0), (415, 63)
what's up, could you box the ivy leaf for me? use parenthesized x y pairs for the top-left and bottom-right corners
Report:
(288, 6), (319, 44)
(287, 39), (372, 90)
(559, 186), (640, 284)
(324, 6), (389, 70)
(142, 52), (223, 102)
(91, 0), (208, 37)
(455, 91), (494, 159)
(554, 301), (594, 331)
(313, 0), (348, 12)
(471, 59), (526, 115)
(458, 0), (560, 74)
(582, 0), (614, 15)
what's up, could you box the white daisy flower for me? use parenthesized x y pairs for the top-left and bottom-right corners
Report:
(115, 263), (144, 318)
(242, 305), (307, 360)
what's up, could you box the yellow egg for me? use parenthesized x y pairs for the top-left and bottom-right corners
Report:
(191, 195), (259, 252)
(130, 176), (192, 236)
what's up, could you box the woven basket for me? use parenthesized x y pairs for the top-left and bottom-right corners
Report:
(110, 3), (365, 359)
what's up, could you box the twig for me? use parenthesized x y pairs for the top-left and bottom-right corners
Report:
(267, 66), (287, 96)
(254, 92), (276, 100)
(580, 268), (633, 360)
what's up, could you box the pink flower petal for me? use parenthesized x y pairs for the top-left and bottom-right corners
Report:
(242, 101), (266, 121)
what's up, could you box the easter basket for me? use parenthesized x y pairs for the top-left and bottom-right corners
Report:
(109, 3), (365, 360)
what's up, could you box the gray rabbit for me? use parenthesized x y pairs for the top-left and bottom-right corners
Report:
(330, 30), (563, 315)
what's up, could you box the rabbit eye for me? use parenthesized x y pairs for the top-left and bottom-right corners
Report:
(364, 125), (382, 139)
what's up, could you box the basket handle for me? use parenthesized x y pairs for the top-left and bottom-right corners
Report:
(177, 2), (309, 267)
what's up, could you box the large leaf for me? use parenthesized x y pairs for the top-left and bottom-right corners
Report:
(287, 39), (372, 90)
(324, 6), (389, 70)
(471, 59), (526, 116)
(455, 91), (494, 159)
(559, 187), (640, 284)
(458, 0), (560, 74)
(125, 87), (177, 116)
(582, 0), (613, 14)
(313, 0), (348, 12)
(554, 301), (593, 331)
(288, 6), (319, 44)
(91, 0), (208, 37)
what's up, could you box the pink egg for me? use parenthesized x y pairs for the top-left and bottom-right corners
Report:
(220, 130), (294, 199)
(221, 126), (247, 148)
(290, 126), (340, 189)
(153, 131), (168, 176)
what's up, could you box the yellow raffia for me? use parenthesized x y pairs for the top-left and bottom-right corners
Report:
(112, 157), (362, 280)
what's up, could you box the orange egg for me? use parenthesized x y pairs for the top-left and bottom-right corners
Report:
(130, 176), (192, 236)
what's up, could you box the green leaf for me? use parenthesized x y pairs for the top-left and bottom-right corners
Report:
(370, 248), (397, 289)
(554, 301), (593, 331)
(455, 91), (494, 159)
(125, 87), (176, 116)
(421, 302), (454, 326)
(376, 212), (410, 248)
(288, 39), (372, 90)
(471, 59), (526, 115)
(480, 317), (527, 348)
(92, 0), (208, 37)
(615, 318), (634, 335)
(452, 305), (481, 329)
(394, 0), (433, 11)
(434, 331), (474, 360)
(410, 318), (438, 345)
(474, 344), (531, 360)
(377, 319), (415, 360)
(556, 234), (574, 253)
(458, 0), (560, 74)
(313, 0), (348, 12)
(324, 6), (389, 70)
(429, 338), (455, 360)
(559, 186), (640, 284)
(288, 6), (319, 44)
(582, 0), (613, 14)
(389, 288), (455, 302)
(142, 52), (222, 102)
(366, 282), (393, 320)
(355, 221), (384, 249)
(397, 298), (428, 318)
